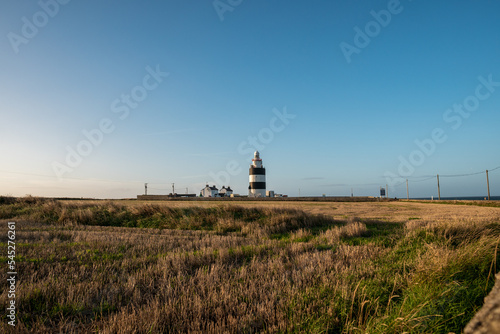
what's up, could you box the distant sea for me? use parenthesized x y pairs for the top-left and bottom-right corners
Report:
(413, 196), (500, 201)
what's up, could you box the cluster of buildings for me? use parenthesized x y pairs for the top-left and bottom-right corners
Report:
(199, 151), (279, 198)
(138, 151), (284, 200)
(200, 185), (234, 197)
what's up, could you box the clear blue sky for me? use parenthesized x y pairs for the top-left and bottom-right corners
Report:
(1, 0), (499, 198)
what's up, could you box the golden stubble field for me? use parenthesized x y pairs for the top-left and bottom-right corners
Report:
(1, 199), (499, 333)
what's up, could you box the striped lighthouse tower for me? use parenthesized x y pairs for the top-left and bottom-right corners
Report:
(248, 151), (266, 197)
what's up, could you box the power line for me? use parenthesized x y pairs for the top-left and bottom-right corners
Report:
(439, 170), (486, 178)
(411, 176), (436, 183)
(406, 165), (500, 179)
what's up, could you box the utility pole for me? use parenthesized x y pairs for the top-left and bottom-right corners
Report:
(186, 187), (188, 194)
(437, 174), (441, 200)
(298, 188), (301, 197)
(145, 183), (148, 195)
(386, 184), (388, 198)
(351, 188), (353, 197)
(486, 170), (491, 200)
(406, 179), (409, 200)
(172, 183), (175, 194)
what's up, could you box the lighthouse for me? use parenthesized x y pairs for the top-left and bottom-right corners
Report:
(248, 151), (266, 197)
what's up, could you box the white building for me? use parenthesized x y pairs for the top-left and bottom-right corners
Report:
(200, 185), (218, 197)
(219, 186), (233, 197)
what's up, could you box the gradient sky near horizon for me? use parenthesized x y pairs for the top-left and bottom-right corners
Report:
(1, 0), (499, 199)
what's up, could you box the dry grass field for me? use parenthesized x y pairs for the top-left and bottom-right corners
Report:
(1, 197), (500, 333)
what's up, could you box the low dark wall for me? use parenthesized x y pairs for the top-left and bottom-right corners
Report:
(136, 195), (394, 202)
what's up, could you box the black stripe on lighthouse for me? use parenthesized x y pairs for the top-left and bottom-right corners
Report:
(249, 167), (266, 175)
(249, 182), (266, 189)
